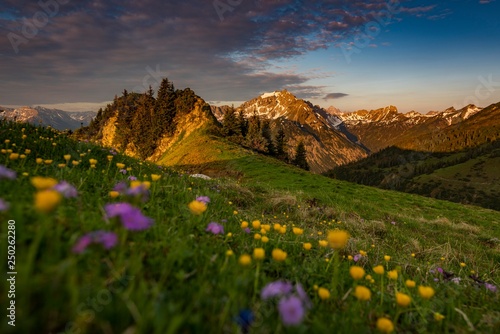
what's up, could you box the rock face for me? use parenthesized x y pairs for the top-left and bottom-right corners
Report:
(230, 90), (368, 173)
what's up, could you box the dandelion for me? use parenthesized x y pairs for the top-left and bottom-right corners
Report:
(354, 285), (371, 301)
(278, 295), (305, 326)
(206, 222), (224, 235)
(261, 281), (293, 300)
(318, 240), (328, 247)
(34, 190), (62, 213)
(303, 243), (312, 250)
(105, 202), (154, 231)
(327, 230), (349, 249)
(318, 287), (330, 300)
(350, 266), (366, 280)
(373, 265), (385, 275)
(0, 165), (17, 180)
(384, 255), (391, 262)
(53, 181), (78, 198)
(31, 177), (58, 190)
(376, 317), (394, 333)
(434, 313), (445, 321)
(253, 248), (265, 260)
(293, 227), (304, 235)
(0, 198), (10, 212)
(188, 200), (207, 215)
(411, 253), (416, 258)
(239, 254), (252, 266)
(418, 286), (435, 299)
(72, 231), (118, 254)
(196, 196), (210, 204)
(406, 280), (416, 288)
(396, 292), (411, 307)
(272, 249), (287, 262)
(348, 255), (354, 261)
(252, 220), (261, 229)
(279, 226), (287, 234)
(387, 270), (398, 280)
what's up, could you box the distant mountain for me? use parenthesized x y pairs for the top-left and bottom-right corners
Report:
(0, 106), (96, 130)
(219, 90), (368, 173)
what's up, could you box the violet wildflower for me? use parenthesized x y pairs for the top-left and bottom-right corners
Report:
(120, 169), (127, 174)
(244, 227), (251, 234)
(206, 222), (224, 235)
(261, 281), (293, 300)
(0, 198), (9, 212)
(105, 202), (154, 231)
(196, 196), (210, 205)
(128, 175), (137, 181)
(113, 181), (128, 193)
(53, 181), (78, 198)
(72, 231), (118, 254)
(390, 221), (396, 225)
(0, 165), (16, 180)
(485, 283), (498, 293)
(125, 184), (149, 201)
(278, 295), (305, 326)
(295, 283), (312, 309)
(353, 254), (362, 262)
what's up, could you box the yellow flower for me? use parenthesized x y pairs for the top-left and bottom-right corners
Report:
(411, 253), (416, 258)
(260, 228), (267, 235)
(116, 163), (125, 169)
(126, 167), (132, 171)
(396, 292), (411, 307)
(20, 154), (26, 159)
(272, 249), (287, 262)
(30, 177), (58, 190)
(354, 285), (371, 301)
(252, 220), (261, 229)
(254, 233), (262, 240)
(365, 275), (373, 281)
(238, 254), (252, 266)
(460, 262), (466, 267)
(405, 280), (416, 288)
(233, 210), (238, 215)
(359, 250), (367, 257)
(63, 154), (71, 161)
(72, 160), (79, 166)
(373, 265), (385, 275)
(318, 287), (330, 300)
(327, 230), (349, 249)
(89, 159), (97, 165)
(418, 286), (435, 299)
(107, 155), (114, 161)
(293, 227), (304, 235)
(387, 270), (398, 280)
(279, 226), (287, 234)
(151, 174), (161, 181)
(9, 153), (19, 160)
(376, 317), (394, 333)
(58, 164), (66, 168)
(253, 248), (265, 260)
(318, 240), (328, 247)
(273, 223), (282, 231)
(384, 255), (391, 262)
(44, 159), (53, 165)
(226, 250), (234, 257)
(22, 172), (29, 177)
(109, 191), (120, 198)
(188, 200), (207, 215)
(348, 255), (353, 261)
(262, 224), (271, 232)
(241, 221), (249, 228)
(34, 190), (62, 213)
(261, 236), (269, 243)
(434, 313), (445, 321)
(350, 266), (366, 280)
(4, 139), (10, 144)
(303, 243), (312, 250)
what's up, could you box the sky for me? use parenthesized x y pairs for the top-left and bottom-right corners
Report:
(1, 0), (499, 113)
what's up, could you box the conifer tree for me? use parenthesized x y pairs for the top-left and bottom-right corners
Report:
(275, 126), (288, 162)
(261, 119), (275, 155)
(221, 106), (241, 137)
(293, 141), (310, 171)
(155, 78), (176, 135)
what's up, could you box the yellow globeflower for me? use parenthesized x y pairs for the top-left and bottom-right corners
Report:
(353, 285), (371, 301)
(350, 266), (366, 280)
(376, 317), (394, 333)
(434, 313), (445, 321)
(318, 240), (328, 247)
(460, 262), (466, 268)
(72, 160), (79, 166)
(241, 221), (249, 228)
(238, 254), (252, 266)
(109, 191), (120, 198)
(151, 174), (161, 181)
(387, 270), (398, 280)
(418, 286), (435, 299)
(318, 287), (331, 300)
(254, 233), (262, 240)
(279, 226), (287, 234)
(34, 190), (62, 213)
(58, 164), (66, 168)
(348, 255), (353, 261)
(327, 230), (349, 249)
(262, 224), (271, 232)
(405, 280), (416, 288)
(293, 227), (304, 235)
(107, 155), (114, 161)
(384, 255), (391, 262)
(273, 223), (282, 231)
(9, 153), (19, 160)
(252, 220), (261, 229)
(63, 154), (71, 161)
(253, 248), (265, 260)
(188, 200), (207, 215)
(373, 265), (385, 275)
(116, 163), (125, 169)
(272, 249), (287, 262)
(44, 159), (53, 165)
(226, 250), (234, 257)
(89, 159), (97, 165)
(396, 292), (411, 307)
(30, 177), (58, 190)
(261, 236), (269, 243)
(260, 228), (267, 235)
(303, 243), (312, 250)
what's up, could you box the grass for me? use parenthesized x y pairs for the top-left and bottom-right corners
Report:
(1, 120), (499, 333)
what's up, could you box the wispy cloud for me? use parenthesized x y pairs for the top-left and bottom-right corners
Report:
(324, 93), (349, 100)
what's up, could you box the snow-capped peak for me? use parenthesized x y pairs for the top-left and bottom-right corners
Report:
(260, 91), (281, 99)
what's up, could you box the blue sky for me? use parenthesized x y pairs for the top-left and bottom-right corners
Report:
(0, 0), (499, 113)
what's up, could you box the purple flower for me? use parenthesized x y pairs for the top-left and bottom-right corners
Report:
(113, 181), (128, 193)
(278, 295), (305, 326)
(105, 202), (154, 231)
(72, 231), (118, 254)
(53, 181), (78, 198)
(120, 169), (127, 174)
(221, 219), (228, 223)
(128, 176), (137, 181)
(0, 165), (16, 180)
(0, 198), (9, 212)
(244, 227), (251, 234)
(206, 222), (224, 235)
(261, 281), (293, 300)
(353, 254), (362, 262)
(485, 283), (498, 293)
(125, 184), (149, 199)
(391, 221), (396, 225)
(196, 196), (210, 204)
(437, 267), (444, 274)
(295, 283), (312, 309)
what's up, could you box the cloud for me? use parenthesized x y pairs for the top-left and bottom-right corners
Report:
(324, 93), (349, 100)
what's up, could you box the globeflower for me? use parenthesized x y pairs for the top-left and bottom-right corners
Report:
(9, 153), (19, 160)
(405, 280), (416, 288)
(272, 249), (287, 262)
(303, 243), (312, 250)
(31, 176), (58, 190)
(318, 240), (328, 247)
(241, 221), (249, 228)
(318, 287), (330, 300)
(253, 248), (265, 260)
(327, 230), (349, 249)
(350, 266), (366, 280)
(239, 254), (252, 266)
(354, 285), (371, 301)
(418, 286), (435, 299)
(188, 200), (207, 215)
(387, 270), (398, 280)
(396, 292), (411, 307)
(72, 231), (118, 254)
(252, 220), (261, 229)
(373, 265), (385, 275)
(384, 255), (391, 262)
(376, 317), (394, 333)
(34, 190), (62, 213)
(292, 227), (303, 235)
(151, 174), (161, 181)
(116, 163), (126, 169)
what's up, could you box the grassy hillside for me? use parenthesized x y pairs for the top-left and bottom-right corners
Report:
(1, 120), (499, 333)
